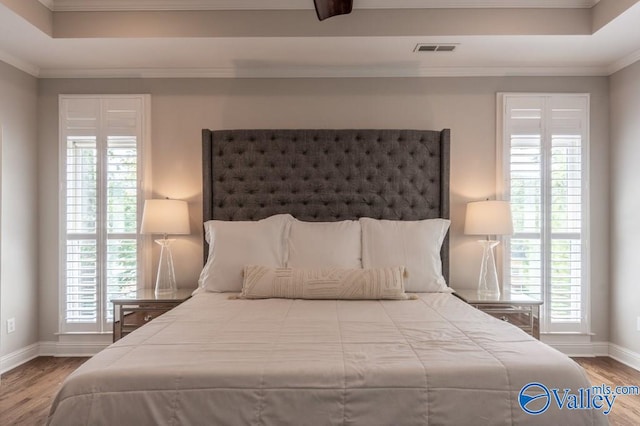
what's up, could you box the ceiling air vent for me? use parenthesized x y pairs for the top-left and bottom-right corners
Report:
(414, 44), (458, 53)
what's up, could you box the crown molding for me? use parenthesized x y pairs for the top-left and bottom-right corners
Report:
(607, 47), (640, 75)
(0, 49), (40, 77)
(38, 0), (55, 9)
(38, 0), (598, 12)
(359, 0), (599, 8)
(37, 64), (610, 79)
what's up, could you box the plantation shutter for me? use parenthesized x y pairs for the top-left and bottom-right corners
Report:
(502, 94), (589, 334)
(61, 96), (146, 333)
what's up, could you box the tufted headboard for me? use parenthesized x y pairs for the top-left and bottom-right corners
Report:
(202, 128), (450, 282)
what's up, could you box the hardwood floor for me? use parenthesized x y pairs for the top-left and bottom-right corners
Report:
(574, 357), (640, 426)
(0, 356), (638, 425)
(0, 357), (88, 426)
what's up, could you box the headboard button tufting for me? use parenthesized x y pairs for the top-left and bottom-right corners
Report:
(204, 128), (450, 281)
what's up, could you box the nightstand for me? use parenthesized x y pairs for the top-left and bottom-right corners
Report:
(111, 289), (193, 342)
(454, 289), (543, 339)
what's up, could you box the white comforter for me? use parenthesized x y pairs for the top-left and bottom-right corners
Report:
(48, 293), (607, 425)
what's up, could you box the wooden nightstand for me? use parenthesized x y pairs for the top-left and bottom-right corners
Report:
(454, 289), (543, 339)
(111, 289), (192, 342)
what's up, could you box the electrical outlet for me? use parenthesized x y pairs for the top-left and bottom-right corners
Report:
(7, 317), (16, 334)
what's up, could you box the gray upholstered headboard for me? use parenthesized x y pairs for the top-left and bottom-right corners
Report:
(202, 128), (450, 282)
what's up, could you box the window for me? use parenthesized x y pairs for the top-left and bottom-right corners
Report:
(499, 93), (589, 334)
(60, 95), (149, 333)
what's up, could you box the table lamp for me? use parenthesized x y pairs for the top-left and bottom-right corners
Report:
(140, 199), (190, 296)
(464, 200), (513, 297)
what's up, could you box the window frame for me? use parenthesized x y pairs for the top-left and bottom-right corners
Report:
(58, 94), (151, 334)
(496, 92), (591, 335)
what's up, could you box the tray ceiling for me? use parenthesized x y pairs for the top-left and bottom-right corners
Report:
(1, 0), (636, 79)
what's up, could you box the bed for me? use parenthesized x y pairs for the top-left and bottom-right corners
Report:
(48, 129), (606, 425)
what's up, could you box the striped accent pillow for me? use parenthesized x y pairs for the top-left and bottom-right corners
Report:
(241, 266), (408, 300)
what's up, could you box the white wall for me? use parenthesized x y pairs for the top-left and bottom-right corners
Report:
(610, 60), (640, 354)
(0, 60), (39, 358)
(37, 76), (610, 344)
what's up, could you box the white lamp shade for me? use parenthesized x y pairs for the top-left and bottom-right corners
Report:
(140, 199), (190, 235)
(464, 200), (513, 236)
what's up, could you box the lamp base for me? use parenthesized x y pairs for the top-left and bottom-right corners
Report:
(155, 239), (177, 296)
(477, 240), (501, 298)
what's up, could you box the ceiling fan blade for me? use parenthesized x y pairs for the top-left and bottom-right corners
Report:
(314, 0), (353, 21)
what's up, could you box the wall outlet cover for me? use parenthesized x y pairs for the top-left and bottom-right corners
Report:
(7, 317), (16, 334)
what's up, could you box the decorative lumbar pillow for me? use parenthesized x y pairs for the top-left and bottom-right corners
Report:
(240, 266), (409, 300)
(360, 217), (451, 293)
(198, 214), (293, 292)
(287, 219), (361, 268)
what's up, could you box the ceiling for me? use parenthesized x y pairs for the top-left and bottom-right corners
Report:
(1, 0), (639, 78)
(38, 1), (602, 11)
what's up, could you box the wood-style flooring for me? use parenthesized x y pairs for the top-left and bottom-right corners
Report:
(574, 357), (640, 426)
(0, 356), (638, 425)
(1, 357), (88, 426)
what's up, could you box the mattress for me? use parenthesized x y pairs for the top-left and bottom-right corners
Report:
(47, 293), (607, 425)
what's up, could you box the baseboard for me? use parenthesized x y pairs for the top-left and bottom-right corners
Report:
(542, 334), (608, 357)
(591, 341), (611, 356)
(40, 340), (110, 357)
(549, 340), (610, 357)
(0, 342), (40, 374)
(548, 343), (598, 357)
(2, 340), (108, 374)
(608, 343), (640, 372)
(3, 340), (638, 375)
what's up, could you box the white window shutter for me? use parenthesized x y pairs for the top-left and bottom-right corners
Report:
(60, 95), (147, 333)
(501, 94), (589, 334)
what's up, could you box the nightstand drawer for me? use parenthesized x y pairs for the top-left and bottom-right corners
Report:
(455, 289), (542, 339)
(474, 306), (538, 336)
(112, 289), (192, 342)
(120, 307), (172, 330)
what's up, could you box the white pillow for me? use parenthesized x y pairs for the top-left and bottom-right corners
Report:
(360, 217), (451, 292)
(287, 219), (361, 268)
(241, 266), (409, 300)
(198, 214), (293, 292)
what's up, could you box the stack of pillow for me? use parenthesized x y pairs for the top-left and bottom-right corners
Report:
(198, 214), (450, 300)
